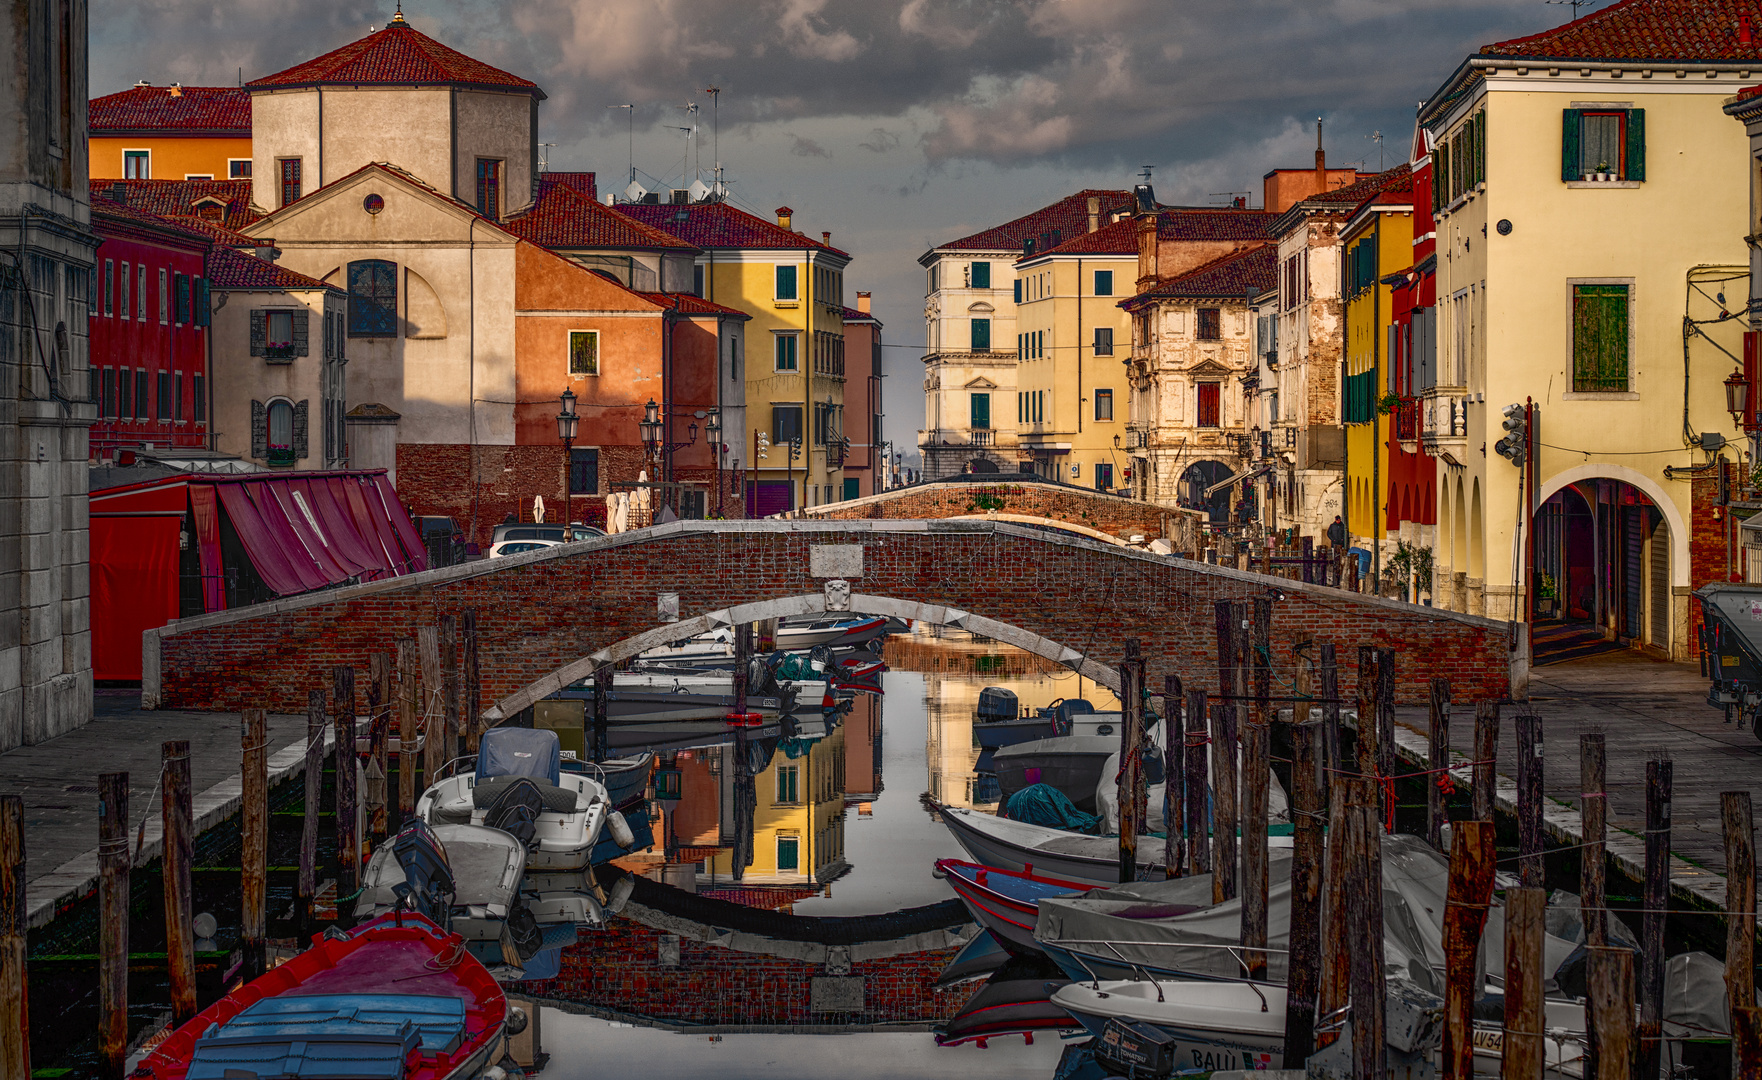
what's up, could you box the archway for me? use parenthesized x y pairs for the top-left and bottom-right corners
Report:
(1534, 464), (1682, 652)
(1179, 460), (1235, 522)
(1469, 478), (1484, 583)
(965, 457), (999, 474)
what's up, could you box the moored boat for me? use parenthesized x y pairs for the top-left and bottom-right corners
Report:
(934, 858), (1093, 955)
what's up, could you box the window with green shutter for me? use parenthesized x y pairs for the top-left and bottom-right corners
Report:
(1572, 284), (1630, 391)
(970, 392), (990, 429)
(775, 264), (797, 301)
(1562, 109), (1644, 181)
(971, 317), (990, 351)
(970, 261), (990, 288)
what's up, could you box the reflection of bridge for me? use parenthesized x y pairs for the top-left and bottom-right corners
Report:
(149, 519), (1521, 716)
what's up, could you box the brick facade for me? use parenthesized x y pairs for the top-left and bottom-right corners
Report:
(152, 521), (1516, 713)
(1690, 458), (1741, 656)
(803, 481), (1189, 543)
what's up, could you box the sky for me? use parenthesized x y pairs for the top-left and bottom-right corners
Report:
(91, 0), (1581, 451)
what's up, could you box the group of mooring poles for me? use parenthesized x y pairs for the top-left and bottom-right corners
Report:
(0, 611), (484, 1078)
(1109, 603), (1762, 1078)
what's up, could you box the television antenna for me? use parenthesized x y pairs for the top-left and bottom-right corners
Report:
(607, 104), (635, 184)
(1543, 0), (1601, 21)
(1369, 130), (1384, 171)
(679, 100), (700, 178)
(1138, 164), (1154, 184)
(538, 142), (556, 172)
(703, 86), (722, 195)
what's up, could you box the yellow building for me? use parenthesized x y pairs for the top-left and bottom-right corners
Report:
(90, 84), (251, 181)
(1420, 3), (1751, 657)
(1013, 222), (1137, 489)
(705, 725), (848, 886)
(1340, 183), (1415, 546)
(624, 202), (849, 514)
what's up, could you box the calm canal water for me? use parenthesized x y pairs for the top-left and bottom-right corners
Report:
(530, 624), (1118, 1076)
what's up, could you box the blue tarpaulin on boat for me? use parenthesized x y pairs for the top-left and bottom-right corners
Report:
(187, 994), (465, 1079)
(1002, 783), (1100, 834)
(478, 727), (562, 785)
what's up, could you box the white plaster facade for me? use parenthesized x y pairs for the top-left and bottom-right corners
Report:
(918, 246), (1020, 478)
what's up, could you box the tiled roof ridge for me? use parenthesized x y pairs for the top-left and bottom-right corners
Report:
(1305, 163), (1412, 205)
(1479, 0), (1762, 61)
(205, 244), (340, 292)
(634, 291), (753, 318)
(1123, 242), (1275, 305)
(504, 182), (699, 252)
(247, 18), (541, 94)
(621, 201), (850, 257)
(91, 195), (216, 248)
(89, 84), (251, 133)
(937, 188), (1134, 252)
(88, 178), (263, 229)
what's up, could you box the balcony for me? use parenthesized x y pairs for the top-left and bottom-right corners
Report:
(970, 428), (994, 447)
(1393, 398), (1419, 443)
(1422, 395), (1466, 445)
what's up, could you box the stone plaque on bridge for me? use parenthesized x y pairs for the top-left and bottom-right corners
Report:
(810, 544), (863, 578)
(810, 975), (864, 1012)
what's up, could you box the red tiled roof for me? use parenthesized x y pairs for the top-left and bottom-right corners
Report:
(1482, 0), (1762, 61)
(90, 196), (214, 250)
(504, 182), (698, 252)
(537, 172), (597, 200)
(205, 245), (340, 292)
(247, 16), (542, 95)
(1304, 164), (1412, 206)
(160, 215), (258, 247)
(634, 291), (752, 319)
(90, 85), (250, 135)
(620, 201), (849, 257)
(936, 189), (1133, 253)
(1035, 207), (1275, 258)
(1121, 244), (1275, 307)
(89, 178), (261, 230)
(840, 305), (881, 325)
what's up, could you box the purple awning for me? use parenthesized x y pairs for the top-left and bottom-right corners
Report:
(205, 471), (427, 598)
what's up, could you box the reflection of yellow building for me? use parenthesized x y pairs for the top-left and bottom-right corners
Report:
(705, 725), (847, 886)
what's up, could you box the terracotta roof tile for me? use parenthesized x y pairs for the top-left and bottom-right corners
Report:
(537, 172), (597, 200)
(161, 215), (259, 247)
(90, 196), (215, 249)
(633, 291), (752, 318)
(1482, 0), (1762, 61)
(936, 189), (1133, 252)
(1122, 244), (1275, 307)
(1035, 208), (1275, 258)
(90, 85), (250, 135)
(205, 245), (339, 292)
(621, 201), (848, 257)
(504, 183), (698, 252)
(247, 17), (541, 95)
(1303, 164), (1412, 206)
(88, 178), (261, 230)
(840, 305), (881, 325)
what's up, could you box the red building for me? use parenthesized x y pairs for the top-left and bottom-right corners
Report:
(88, 191), (212, 459)
(1381, 128), (1440, 537)
(841, 295), (884, 500)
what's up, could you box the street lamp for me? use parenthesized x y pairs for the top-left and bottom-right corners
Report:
(1728, 368), (1752, 429)
(639, 398), (663, 465)
(557, 388), (579, 521)
(706, 409), (723, 514)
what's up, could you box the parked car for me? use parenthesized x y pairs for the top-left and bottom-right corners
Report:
(489, 522), (604, 545)
(487, 539), (564, 559)
(414, 515), (466, 567)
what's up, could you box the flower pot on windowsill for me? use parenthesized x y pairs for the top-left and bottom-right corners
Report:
(266, 448), (297, 468)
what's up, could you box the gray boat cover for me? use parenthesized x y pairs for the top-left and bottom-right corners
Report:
(1036, 833), (1574, 992)
(1094, 748), (1290, 834)
(354, 824), (524, 915)
(478, 727), (562, 785)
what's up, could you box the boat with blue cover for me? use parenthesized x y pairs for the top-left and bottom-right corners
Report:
(934, 858), (1092, 955)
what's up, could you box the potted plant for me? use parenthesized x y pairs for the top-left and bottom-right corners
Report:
(1535, 570), (1558, 619)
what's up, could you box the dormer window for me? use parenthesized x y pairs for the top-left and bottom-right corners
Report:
(475, 158), (501, 220)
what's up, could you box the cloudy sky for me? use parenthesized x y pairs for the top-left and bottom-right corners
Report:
(93, 0), (1575, 443)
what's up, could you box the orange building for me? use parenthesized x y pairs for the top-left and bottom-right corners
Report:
(90, 84), (251, 182)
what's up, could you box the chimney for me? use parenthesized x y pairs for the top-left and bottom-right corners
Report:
(857, 291), (871, 314)
(108, 181), (126, 205)
(1086, 195), (1101, 233)
(1315, 117), (1326, 184)
(1744, 15), (1754, 46)
(254, 239), (278, 263)
(775, 205), (794, 230)
(822, 231), (831, 247)
(168, 83), (182, 97)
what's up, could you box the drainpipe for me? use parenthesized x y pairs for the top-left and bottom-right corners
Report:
(803, 251), (812, 513)
(1371, 215), (1382, 595)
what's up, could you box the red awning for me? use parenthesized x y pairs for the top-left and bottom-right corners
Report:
(208, 472), (426, 593)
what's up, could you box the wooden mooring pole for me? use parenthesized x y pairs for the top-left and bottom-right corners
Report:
(1516, 711), (1544, 889)
(440, 612), (459, 761)
(241, 708), (268, 981)
(463, 608), (482, 754)
(1472, 701), (1499, 822)
(1355, 647), (1379, 777)
(0, 795), (25, 1079)
(299, 689), (324, 924)
(1345, 778), (1386, 1080)
(396, 637), (418, 823)
(1589, 946), (1634, 1080)
(1184, 687), (1209, 876)
(1726, 791), (1756, 1078)
(1284, 675), (1323, 1068)
(593, 667), (612, 765)
(1426, 677), (1450, 851)
(367, 652), (390, 840)
(1441, 819), (1494, 1080)
(333, 666), (359, 901)
(1503, 886), (1546, 1080)
(1163, 674), (1184, 879)
(1580, 732), (1607, 1079)
(1117, 641), (1142, 884)
(1318, 765), (1351, 1051)
(1733, 1005), (1762, 1078)
(98, 773), (128, 1079)
(1209, 700), (1238, 903)
(1375, 647), (1395, 781)
(419, 625), (443, 788)
(162, 739), (196, 1024)
(1639, 758), (1672, 1080)
(1318, 643), (1339, 808)
(1240, 597), (1271, 982)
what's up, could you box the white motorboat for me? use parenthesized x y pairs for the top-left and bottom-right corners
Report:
(417, 727), (631, 870)
(777, 613), (890, 649)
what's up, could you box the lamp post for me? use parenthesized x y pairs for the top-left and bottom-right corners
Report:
(556, 388), (578, 523)
(638, 398), (702, 515)
(1727, 368), (1752, 430)
(706, 408), (723, 515)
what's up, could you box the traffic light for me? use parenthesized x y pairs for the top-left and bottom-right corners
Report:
(1494, 403), (1527, 466)
(789, 436), (803, 460)
(757, 432), (769, 459)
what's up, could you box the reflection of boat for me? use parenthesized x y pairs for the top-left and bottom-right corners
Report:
(933, 954), (1078, 1047)
(994, 733), (1162, 813)
(417, 728), (624, 870)
(565, 752), (654, 809)
(778, 613), (890, 649)
(935, 858), (1092, 955)
(938, 804), (1211, 887)
(936, 928), (1012, 988)
(133, 911), (514, 1080)
(971, 696), (1098, 751)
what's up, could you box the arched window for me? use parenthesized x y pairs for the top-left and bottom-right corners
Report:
(267, 399), (294, 450)
(347, 259), (397, 337)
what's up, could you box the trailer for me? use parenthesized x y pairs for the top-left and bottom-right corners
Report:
(1695, 582), (1762, 740)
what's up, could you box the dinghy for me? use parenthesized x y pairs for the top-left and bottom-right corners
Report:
(934, 858), (1094, 955)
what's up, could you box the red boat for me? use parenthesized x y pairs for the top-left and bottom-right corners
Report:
(132, 913), (516, 1080)
(935, 858), (1093, 956)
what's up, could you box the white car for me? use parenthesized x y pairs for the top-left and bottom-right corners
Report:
(487, 538), (563, 558)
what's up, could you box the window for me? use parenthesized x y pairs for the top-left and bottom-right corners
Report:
(775, 264), (798, 301)
(774, 333), (799, 371)
(99, 258), (111, 316)
(569, 448), (599, 495)
(194, 277), (209, 327)
(266, 311), (295, 360)
(568, 330), (599, 376)
(101, 367), (114, 418)
(156, 372), (171, 420)
(776, 766), (799, 804)
(267, 399), (294, 452)
(136, 265), (146, 321)
(1094, 269), (1113, 296)
(474, 158), (502, 219)
(134, 369), (148, 418)
(157, 268), (168, 323)
(347, 259), (397, 337)
(1197, 308), (1221, 340)
(192, 374), (205, 422)
(772, 405), (803, 445)
(776, 835), (799, 871)
(175, 273), (190, 324)
(814, 402), (840, 446)
(1094, 326), (1113, 356)
(183, 174), (212, 181)
(970, 261), (990, 288)
(1197, 382), (1221, 427)
(123, 150), (148, 179)
(971, 317), (990, 351)
(1017, 392), (1024, 423)
(1095, 388), (1113, 422)
(228, 159), (252, 179)
(1016, 334), (1023, 360)
(278, 158), (302, 207)
(1571, 284), (1630, 392)
(693, 264), (704, 297)
(1013, 279), (1022, 304)
(1563, 108), (1644, 182)
(173, 373), (182, 421)
(970, 392), (990, 429)
(1095, 462), (1113, 490)
(119, 261), (129, 319)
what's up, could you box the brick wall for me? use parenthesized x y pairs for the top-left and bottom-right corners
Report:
(523, 914), (970, 1026)
(805, 482), (1182, 542)
(1689, 458), (1740, 656)
(154, 522), (1515, 712)
(395, 443), (745, 544)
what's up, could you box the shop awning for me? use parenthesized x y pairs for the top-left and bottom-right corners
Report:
(1204, 464), (1270, 499)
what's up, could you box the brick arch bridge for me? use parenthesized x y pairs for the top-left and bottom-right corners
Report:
(801, 477), (1206, 546)
(146, 520), (1521, 715)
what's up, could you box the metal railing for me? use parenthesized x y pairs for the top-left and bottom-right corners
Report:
(1393, 398), (1419, 442)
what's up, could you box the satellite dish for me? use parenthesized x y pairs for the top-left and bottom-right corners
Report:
(687, 179), (711, 203)
(624, 180), (649, 203)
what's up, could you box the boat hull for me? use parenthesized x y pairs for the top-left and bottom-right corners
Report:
(938, 804), (1165, 888)
(992, 737), (1117, 811)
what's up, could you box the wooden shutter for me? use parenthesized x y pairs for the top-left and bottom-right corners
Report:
(1473, 110), (1485, 185)
(1572, 285), (1629, 391)
(293, 400), (309, 458)
(174, 274), (190, 324)
(250, 309), (266, 356)
(194, 278), (209, 327)
(1561, 109), (1582, 182)
(1625, 108), (1645, 181)
(251, 399), (267, 457)
(292, 309), (310, 356)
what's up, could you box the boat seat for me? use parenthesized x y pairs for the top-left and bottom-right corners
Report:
(472, 775), (580, 814)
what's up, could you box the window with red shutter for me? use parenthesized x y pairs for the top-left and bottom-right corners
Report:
(1197, 382), (1221, 428)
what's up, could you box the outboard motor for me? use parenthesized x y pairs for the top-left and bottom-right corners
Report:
(976, 687), (1018, 724)
(389, 818), (455, 927)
